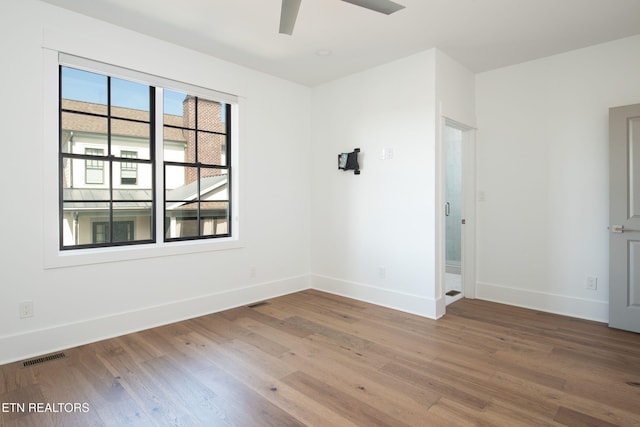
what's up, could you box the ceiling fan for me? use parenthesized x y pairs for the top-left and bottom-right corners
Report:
(279, 0), (405, 35)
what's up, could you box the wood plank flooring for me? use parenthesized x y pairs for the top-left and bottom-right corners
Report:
(1, 290), (639, 426)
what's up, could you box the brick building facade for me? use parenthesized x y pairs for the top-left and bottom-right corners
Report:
(181, 96), (227, 184)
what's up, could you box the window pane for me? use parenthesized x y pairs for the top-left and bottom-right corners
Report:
(120, 151), (137, 177)
(200, 168), (228, 200)
(92, 222), (110, 244)
(200, 201), (229, 236)
(120, 150), (137, 160)
(113, 221), (134, 242)
(61, 112), (108, 154)
(165, 165), (198, 197)
(112, 119), (151, 160)
(163, 127), (188, 162)
(61, 99), (108, 116)
(113, 185), (153, 201)
(116, 153), (147, 186)
(113, 202), (153, 242)
(112, 118), (150, 139)
(61, 158), (111, 189)
(90, 220), (135, 244)
(197, 98), (226, 133)
(164, 89), (187, 118)
(111, 78), (150, 121)
(62, 188), (110, 202)
(61, 67), (107, 106)
(85, 152), (109, 185)
(165, 201), (198, 239)
(61, 202), (109, 246)
(179, 129), (196, 164)
(198, 132), (227, 166)
(121, 170), (137, 179)
(85, 166), (103, 184)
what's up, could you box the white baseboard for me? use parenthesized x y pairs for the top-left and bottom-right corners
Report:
(476, 281), (608, 323)
(0, 275), (309, 365)
(310, 274), (440, 319)
(11, 276), (603, 366)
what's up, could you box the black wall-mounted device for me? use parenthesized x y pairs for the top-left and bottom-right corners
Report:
(338, 148), (360, 175)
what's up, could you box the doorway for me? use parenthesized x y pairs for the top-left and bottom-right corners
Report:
(442, 120), (476, 307)
(445, 125), (463, 304)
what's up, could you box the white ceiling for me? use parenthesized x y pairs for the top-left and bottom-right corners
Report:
(39, 0), (640, 86)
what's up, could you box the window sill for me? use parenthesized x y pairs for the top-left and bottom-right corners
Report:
(44, 237), (244, 269)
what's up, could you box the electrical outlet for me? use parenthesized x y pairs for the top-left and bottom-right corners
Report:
(19, 300), (34, 318)
(250, 266), (256, 278)
(379, 266), (386, 279)
(586, 276), (598, 291)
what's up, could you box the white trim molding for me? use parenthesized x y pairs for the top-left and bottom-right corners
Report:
(476, 281), (608, 323)
(311, 274), (440, 319)
(0, 275), (309, 365)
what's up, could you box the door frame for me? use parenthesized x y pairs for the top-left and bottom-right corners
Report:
(436, 117), (477, 316)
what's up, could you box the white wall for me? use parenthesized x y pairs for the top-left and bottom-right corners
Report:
(475, 35), (640, 322)
(0, 0), (311, 364)
(308, 49), (475, 319)
(435, 50), (477, 128)
(310, 50), (441, 317)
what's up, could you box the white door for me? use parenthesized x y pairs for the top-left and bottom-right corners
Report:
(609, 103), (640, 333)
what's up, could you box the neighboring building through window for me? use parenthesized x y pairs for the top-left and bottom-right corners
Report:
(120, 150), (138, 185)
(84, 147), (104, 184)
(93, 221), (134, 243)
(163, 92), (231, 240)
(59, 61), (233, 250)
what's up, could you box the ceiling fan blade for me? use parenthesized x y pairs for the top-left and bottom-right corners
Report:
(341, 0), (405, 15)
(279, 0), (302, 35)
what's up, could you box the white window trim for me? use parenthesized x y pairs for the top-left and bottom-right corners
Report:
(58, 53), (239, 105)
(43, 49), (242, 269)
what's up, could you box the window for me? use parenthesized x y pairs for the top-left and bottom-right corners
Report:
(120, 150), (138, 185)
(93, 221), (134, 243)
(84, 147), (104, 184)
(163, 91), (231, 241)
(58, 57), (234, 251)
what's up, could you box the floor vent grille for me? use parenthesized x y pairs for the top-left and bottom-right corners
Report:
(22, 352), (66, 368)
(248, 301), (269, 309)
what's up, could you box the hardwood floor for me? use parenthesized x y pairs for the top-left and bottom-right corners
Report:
(1, 290), (639, 426)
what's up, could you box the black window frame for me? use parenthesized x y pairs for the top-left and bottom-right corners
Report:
(58, 64), (234, 251)
(163, 98), (232, 242)
(59, 65), (156, 250)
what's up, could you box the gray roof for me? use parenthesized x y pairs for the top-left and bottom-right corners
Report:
(63, 188), (153, 209)
(166, 175), (227, 201)
(62, 175), (227, 210)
